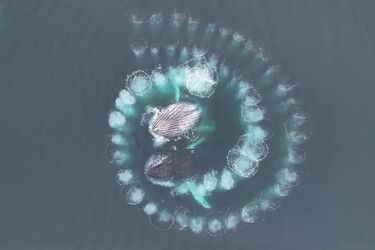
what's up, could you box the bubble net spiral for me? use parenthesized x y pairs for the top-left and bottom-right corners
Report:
(108, 11), (309, 236)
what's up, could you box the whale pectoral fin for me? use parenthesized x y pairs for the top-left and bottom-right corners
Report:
(186, 181), (212, 209)
(186, 136), (207, 150)
(173, 84), (181, 102)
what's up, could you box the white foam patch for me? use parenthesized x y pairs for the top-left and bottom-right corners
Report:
(167, 67), (187, 87)
(130, 41), (148, 56)
(152, 70), (168, 86)
(190, 217), (205, 234)
(158, 210), (173, 223)
(258, 196), (280, 211)
(285, 110), (308, 145)
(242, 86), (261, 106)
(220, 169), (235, 190)
(238, 141), (269, 162)
(170, 12), (186, 27)
(127, 71), (152, 96)
(116, 169), (133, 185)
(112, 150), (129, 165)
(225, 212), (241, 230)
(207, 218), (224, 236)
(126, 186), (145, 205)
(108, 111), (126, 129)
(149, 13), (162, 25)
(196, 184), (207, 197)
(203, 171), (218, 192)
(186, 62), (217, 98)
(287, 147), (306, 164)
(227, 146), (259, 178)
(241, 203), (259, 223)
(232, 32), (245, 43)
(174, 208), (190, 230)
(273, 182), (293, 197)
(150, 45), (159, 56)
(174, 182), (190, 196)
(119, 89), (136, 105)
(277, 168), (299, 184)
(111, 134), (127, 145)
(243, 126), (268, 144)
(143, 202), (157, 215)
(241, 105), (265, 123)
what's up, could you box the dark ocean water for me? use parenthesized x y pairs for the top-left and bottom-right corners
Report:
(0, 0), (375, 249)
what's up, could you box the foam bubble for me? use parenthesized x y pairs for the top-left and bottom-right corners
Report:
(149, 203), (174, 231)
(242, 126), (268, 144)
(111, 134), (127, 146)
(220, 169), (236, 190)
(238, 141), (269, 162)
(276, 168), (299, 188)
(273, 182), (293, 197)
(170, 12), (186, 28)
(232, 32), (245, 43)
(159, 210), (173, 223)
(287, 147), (306, 164)
(150, 43), (160, 57)
(126, 71), (152, 96)
(285, 109), (309, 145)
(261, 65), (280, 83)
(118, 89), (136, 105)
(143, 202), (158, 215)
(258, 193), (281, 211)
(196, 184), (207, 197)
(108, 111), (126, 129)
(126, 185), (145, 205)
(115, 98), (135, 117)
(131, 40), (148, 56)
(174, 208), (190, 230)
(227, 146), (259, 178)
(151, 69), (168, 87)
(219, 27), (231, 38)
(241, 105), (265, 123)
(173, 182), (190, 196)
(203, 171), (218, 191)
(149, 13), (163, 29)
(225, 211), (241, 231)
(190, 217), (205, 234)
(276, 82), (296, 97)
(236, 80), (251, 99)
(285, 123), (308, 144)
(112, 150), (129, 165)
(167, 67), (187, 87)
(116, 169), (133, 185)
(241, 202), (261, 223)
(242, 86), (261, 106)
(186, 62), (217, 98)
(206, 216), (225, 236)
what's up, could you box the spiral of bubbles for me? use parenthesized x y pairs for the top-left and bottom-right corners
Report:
(108, 10), (309, 236)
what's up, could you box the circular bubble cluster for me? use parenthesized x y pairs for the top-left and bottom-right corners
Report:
(108, 11), (309, 236)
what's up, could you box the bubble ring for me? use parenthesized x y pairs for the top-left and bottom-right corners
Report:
(108, 12), (309, 235)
